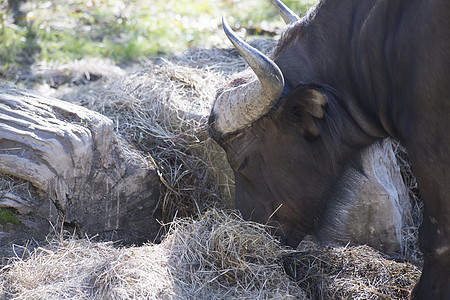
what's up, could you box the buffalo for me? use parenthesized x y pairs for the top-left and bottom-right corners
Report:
(208, 0), (449, 298)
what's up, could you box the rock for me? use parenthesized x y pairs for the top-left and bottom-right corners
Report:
(0, 84), (161, 257)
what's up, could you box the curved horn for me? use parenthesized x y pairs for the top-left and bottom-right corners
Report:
(222, 17), (284, 102)
(270, 0), (300, 24)
(211, 18), (284, 135)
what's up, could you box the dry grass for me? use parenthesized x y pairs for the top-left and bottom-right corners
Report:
(31, 57), (127, 88)
(1, 210), (302, 299)
(288, 239), (421, 299)
(0, 209), (420, 300)
(1, 237), (173, 299)
(392, 142), (423, 263)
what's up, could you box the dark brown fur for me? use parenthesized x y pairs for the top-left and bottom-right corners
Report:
(210, 0), (450, 298)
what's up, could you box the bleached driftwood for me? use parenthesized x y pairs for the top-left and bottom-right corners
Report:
(0, 84), (160, 255)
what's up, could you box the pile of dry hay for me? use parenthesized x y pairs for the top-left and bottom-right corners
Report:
(0, 209), (420, 300)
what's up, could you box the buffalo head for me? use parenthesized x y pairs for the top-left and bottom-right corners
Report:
(208, 1), (359, 247)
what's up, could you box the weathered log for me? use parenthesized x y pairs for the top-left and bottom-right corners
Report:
(0, 84), (160, 257)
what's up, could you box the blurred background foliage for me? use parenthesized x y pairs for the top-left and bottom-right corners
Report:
(0, 0), (316, 71)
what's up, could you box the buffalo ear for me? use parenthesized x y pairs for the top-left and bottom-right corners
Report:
(283, 87), (328, 138)
(303, 89), (327, 118)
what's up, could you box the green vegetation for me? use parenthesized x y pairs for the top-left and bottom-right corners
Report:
(0, 0), (316, 70)
(0, 208), (19, 226)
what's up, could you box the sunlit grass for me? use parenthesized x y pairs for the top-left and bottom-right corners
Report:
(0, 0), (317, 70)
